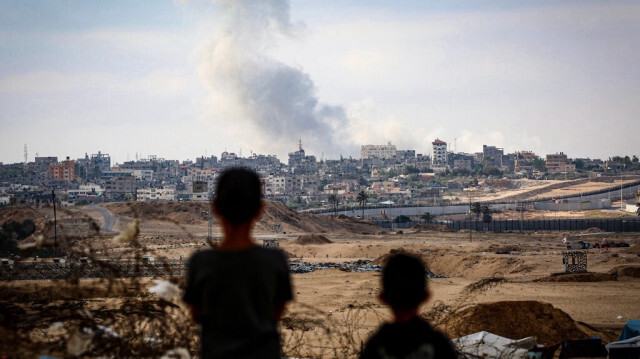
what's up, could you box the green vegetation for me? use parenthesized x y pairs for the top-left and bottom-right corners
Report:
(0, 219), (36, 256)
(356, 191), (368, 218)
(393, 215), (411, 223)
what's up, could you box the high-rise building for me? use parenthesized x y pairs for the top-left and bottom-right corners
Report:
(361, 142), (397, 159)
(431, 139), (447, 166)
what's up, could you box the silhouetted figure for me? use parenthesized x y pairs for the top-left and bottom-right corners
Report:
(360, 253), (457, 359)
(184, 168), (293, 359)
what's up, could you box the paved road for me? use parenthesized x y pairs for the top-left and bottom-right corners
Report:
(88, 204), (116, 233)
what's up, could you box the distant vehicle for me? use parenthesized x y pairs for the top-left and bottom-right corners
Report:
(142, 255), (155, 263)
(1, 258), (14, 267)
(79, 257), (92, 265)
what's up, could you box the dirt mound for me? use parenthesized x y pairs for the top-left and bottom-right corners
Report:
(106, 200), (383, 235)
(412, 224), (454, 232)
(0, 206), (44, 226)
(584, 227), (603, 233)
(609, 266), (640, 278)
(440, 301), (588, 344)
(295, 234), (333, 245)
(105, 202), (210, 224)
(258, 201), (382, 235)
(536, 272), (615, 282)
(627, 244), (640, 254)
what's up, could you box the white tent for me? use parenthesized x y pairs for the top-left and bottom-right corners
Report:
(453, 331), (536, 359)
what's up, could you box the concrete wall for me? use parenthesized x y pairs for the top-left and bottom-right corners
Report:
(534, 199), (611, 211)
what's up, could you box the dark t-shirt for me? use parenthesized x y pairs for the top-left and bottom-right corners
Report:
(183, 246), (293, 359)
(360, 317), (457, 359)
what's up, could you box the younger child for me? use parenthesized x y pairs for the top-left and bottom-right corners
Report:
(360, 253), (457, 359)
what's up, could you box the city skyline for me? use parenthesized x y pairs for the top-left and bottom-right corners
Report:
(2, 0), (639, 164)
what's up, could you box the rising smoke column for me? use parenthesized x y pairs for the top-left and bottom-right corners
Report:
(198, 0), (352, 157)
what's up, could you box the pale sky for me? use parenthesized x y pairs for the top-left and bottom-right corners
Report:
(1, 0), (639, 165)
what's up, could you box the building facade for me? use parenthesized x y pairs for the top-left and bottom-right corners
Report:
(361, 143), (398, 159)
(431, 139), (447, 166)
(546, 153), (576, 173)
(50, 158), (75, 183)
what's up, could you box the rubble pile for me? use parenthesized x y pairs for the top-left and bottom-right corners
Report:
(289, 259), (442, 278)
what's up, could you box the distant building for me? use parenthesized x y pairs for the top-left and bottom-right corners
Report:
(546, 152), (576, 173)
(431, 139), (447, 166)
(361, 142), (397, 159)
(35, 156), (58, 173)
(396, 150), (416, 159)
(288, 140), (316, 174)
(482, 145), (504, 168)
(453, 159), (472, 170)
(514, 151), (539, 172)
(50, 157), (75, 183)
(104, 174), (136, 200)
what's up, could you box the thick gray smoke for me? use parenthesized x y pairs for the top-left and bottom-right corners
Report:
(198, 0), (352, 158)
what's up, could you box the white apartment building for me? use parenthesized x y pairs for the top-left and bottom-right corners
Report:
(431, 139), (447, 166)
(137, 187), (176, 201)
(361, 143), (397, 159)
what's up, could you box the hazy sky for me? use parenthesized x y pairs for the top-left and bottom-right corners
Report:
(1, 0), (639, 165)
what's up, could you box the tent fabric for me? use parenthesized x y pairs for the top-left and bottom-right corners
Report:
(559, 338), (608, 358)
(619, 319), (640, 341)
(453, 331), (535, 359)
(606, 335), (640, 359)
(607, 334), (640, 349)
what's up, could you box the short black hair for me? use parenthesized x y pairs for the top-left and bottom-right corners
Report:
(381, 254), (428, 311)
(213, 168), (262, 226)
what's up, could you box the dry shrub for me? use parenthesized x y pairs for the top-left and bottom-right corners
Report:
(0, 204), (199, 357)
(281, 302), (386, 359)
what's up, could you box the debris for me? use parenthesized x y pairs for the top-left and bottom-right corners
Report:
(160, 348), (191, 359)
(148, 280), (181, 301)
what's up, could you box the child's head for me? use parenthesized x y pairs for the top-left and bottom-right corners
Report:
(381, 253), (429, 311)
(213, 168), (263, 226)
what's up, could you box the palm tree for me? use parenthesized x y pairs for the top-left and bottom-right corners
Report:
(481, 204), (492, 223)
(356, 190), (368, 219)
(328, 194), (339, 217)
(421, 212), (434, 222)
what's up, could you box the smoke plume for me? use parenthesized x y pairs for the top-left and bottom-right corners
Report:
(198, 0), (353, 158)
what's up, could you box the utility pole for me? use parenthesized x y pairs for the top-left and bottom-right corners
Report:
(621, 171), (624, 210)
(468, 196), (472, 242)
(520, 198), (524, 234)
(52, 190), (57, 257)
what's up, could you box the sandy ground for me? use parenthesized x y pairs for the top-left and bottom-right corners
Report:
(2, 202), (640, 357)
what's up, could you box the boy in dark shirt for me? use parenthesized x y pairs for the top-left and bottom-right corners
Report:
(360, 253), (457, 359)
(183, 168), (293, 359)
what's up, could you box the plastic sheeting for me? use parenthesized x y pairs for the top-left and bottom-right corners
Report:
(618, 319), (640, 341)
(453, 331), (536, 359)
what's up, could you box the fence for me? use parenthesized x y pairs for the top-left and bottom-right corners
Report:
(0, 260), (187, 281)
(373, 218), (640, 232)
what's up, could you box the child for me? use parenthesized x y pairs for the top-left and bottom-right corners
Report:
(183, 168), (293, 359)
(360, 253), (457, 359)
